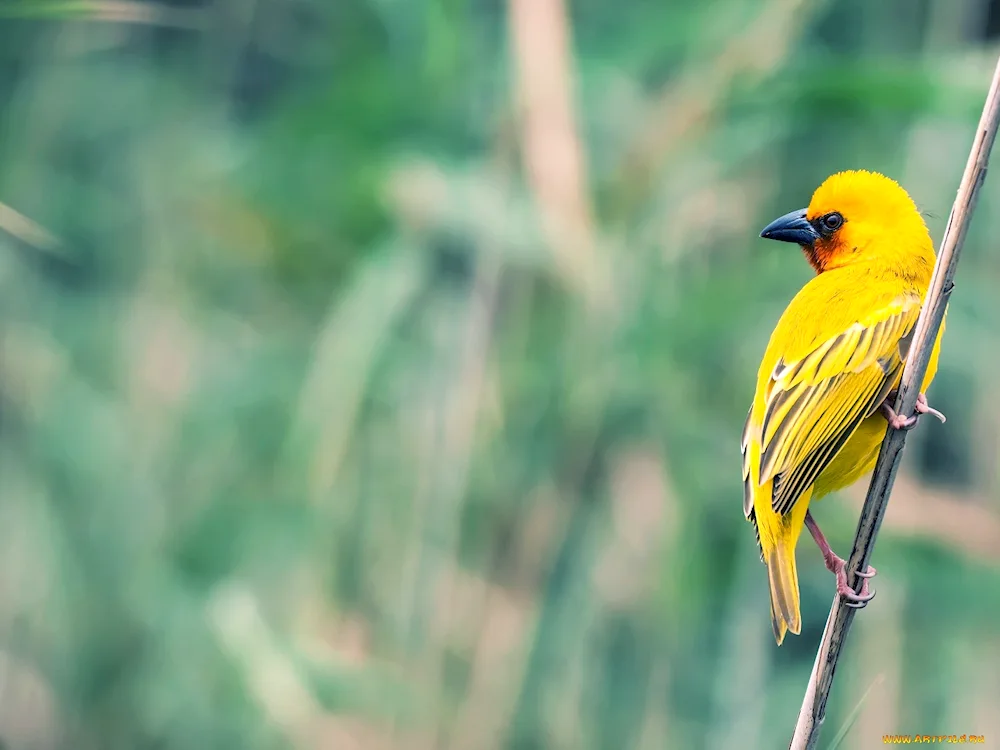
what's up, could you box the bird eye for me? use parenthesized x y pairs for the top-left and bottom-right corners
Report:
(822, 212), (843, 231)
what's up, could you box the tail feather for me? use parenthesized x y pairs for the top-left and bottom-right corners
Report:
(770, 599), (787, 645)
(767, 543), (801, 645)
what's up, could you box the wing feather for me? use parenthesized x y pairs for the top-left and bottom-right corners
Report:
(847, 324), (877, 370)
(741, 407), (754, 518)
(771, 364), (898, 515)
(755, 295), (921, 516)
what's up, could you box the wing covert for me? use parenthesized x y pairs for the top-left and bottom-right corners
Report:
(755, 295), (921, 516)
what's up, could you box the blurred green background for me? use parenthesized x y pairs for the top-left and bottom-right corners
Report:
(1, 1), (999, 749)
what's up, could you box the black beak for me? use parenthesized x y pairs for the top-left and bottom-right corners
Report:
(759, 209), (819, 246)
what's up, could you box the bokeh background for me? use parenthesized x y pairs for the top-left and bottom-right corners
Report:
(1, 1), (999, 749)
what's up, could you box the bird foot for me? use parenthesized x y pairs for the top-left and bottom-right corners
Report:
(806, 511), (878, 609)
(826, 554), (877, 609)
(880, 391), (946, 431)
(827, 555), (877, 609)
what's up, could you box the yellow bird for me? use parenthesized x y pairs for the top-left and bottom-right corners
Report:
(742, 170), (946, 645)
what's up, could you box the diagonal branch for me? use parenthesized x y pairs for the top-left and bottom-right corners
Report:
(789, 53), (1000, 750)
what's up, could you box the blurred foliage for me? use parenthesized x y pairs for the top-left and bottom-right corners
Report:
(0, 0), (999, 749)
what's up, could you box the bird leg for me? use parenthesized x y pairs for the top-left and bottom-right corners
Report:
(880, 390), (946, 431)
(804, 511), (876, 608)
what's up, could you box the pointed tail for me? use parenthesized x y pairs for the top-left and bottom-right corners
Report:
(767, 542), (801, 646)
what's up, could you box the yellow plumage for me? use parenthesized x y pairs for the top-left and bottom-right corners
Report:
(742, 170), (945, 645)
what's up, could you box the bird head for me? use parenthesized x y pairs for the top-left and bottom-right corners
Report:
(759, 170), (934, 275)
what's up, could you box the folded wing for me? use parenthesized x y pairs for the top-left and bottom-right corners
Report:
(742, 294), (921, 521)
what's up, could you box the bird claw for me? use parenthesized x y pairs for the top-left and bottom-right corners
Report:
(880, 391), (945, 431)
(915, 393), (946, 424)
(829, 555), (876, 608)
(844, 598), (871, 609)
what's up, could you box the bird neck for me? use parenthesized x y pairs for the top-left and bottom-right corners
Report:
(807, 232), (936, 290)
